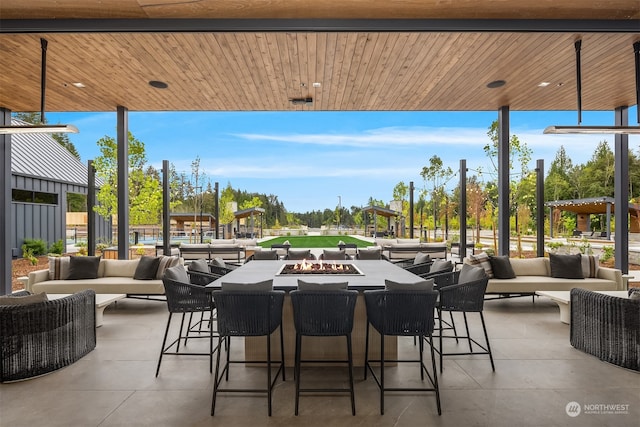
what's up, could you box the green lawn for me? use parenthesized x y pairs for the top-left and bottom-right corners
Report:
(258, 235), (371, 248)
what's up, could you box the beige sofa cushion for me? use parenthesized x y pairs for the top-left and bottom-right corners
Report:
(487, 276), (618, 294)
(31, 277), (164, 295)
(102, 259), (140, 278)
(510, 257), (550, 276)
(396, 238), (420, 244)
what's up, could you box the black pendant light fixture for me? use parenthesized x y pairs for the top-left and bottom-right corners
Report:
(544, 39), (640, 135)
(0, 38), (78, 135)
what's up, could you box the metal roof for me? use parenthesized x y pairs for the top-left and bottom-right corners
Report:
(10, 118), (88, 186)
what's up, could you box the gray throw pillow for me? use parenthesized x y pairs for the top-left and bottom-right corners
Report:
(253, 250), (279, 260)
(67, 256), (101, 280)
(211, 257), (226, 268)
(134, 256), (161, 280)
(357, 248), (381, 260)
(164, 265), (189, 283)
(188, 259), (210, 273)
(287, 249), (312, 260)
(430, 259), (452, 274)
(323, 249), (347, 260)
(385, 278), (433, 291)
(549, 253), (584, 279)
(414, 252), (431, 265)
(221, 279), (274, 291)
(488, 255), (516, 279)
(297, 280), (348, 291)
(458, 263), (487, 284)
(628, 288), (640, 300)
(0, 292), (48, 306)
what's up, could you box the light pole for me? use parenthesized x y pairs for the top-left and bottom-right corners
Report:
(337, 195), (342, 230)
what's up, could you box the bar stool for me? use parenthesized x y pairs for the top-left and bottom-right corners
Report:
(290, 287), (359, 415)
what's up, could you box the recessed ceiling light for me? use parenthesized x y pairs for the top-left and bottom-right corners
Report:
(312, 82), (321, 88)
(486, 80), (506, 89)
(149, 80), (168, 89)
(71, 82), (86, 88)
(537, 82), (551, 87)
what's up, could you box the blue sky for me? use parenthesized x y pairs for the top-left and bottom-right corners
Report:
(47, 109), (638, 213)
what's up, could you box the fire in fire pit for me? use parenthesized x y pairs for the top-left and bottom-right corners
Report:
(278, 260), (362, 275)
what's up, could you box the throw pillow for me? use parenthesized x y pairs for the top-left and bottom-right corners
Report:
(323, 249), (347, 260)
(468, 252), (493, 278)
(414, 252), (431, 265)
(549, 253), (584, 279)
(188, 259), (210, 273)
(458, 263), (487, 284)
(155, 256), (180, 279)
(580, 254), (600, 278)
(429, 259), (452, 274)
(211, 257), (226, 268)
(489, 255), (516, 279)
(287, 249), (312, 260)
(385, 278), (434, 291)
(0, 292), (48, 306)
(133, 256), (161, 280)
(357, 248), (381, 260)
(221, 279), (274, 291)
(628, 288), (640, 300)
(163, 264), (189, 283)
(252, 250), (279, 260)
(297, 280), (348, 291)
(67, 256), (101, 280)
(48, 256), (71, 280)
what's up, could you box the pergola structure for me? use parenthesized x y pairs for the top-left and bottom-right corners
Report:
(233, 207), (265, 239)
(362, 205), (401, 237)
(546, 197), (640, 238)
(1, 1), (638, 294)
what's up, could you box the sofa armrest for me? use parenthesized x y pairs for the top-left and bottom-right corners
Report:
(597, 267), (623, 290)
(27, 269), (50, 292)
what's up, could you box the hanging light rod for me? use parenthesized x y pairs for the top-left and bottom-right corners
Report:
(0, 124), (79, 135)
(0, 38), (78, 135)
(544, 125), (640, 135)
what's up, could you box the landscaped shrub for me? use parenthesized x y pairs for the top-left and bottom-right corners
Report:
(22, 238), (47, 256)
(601, 245), (614, 262)
(48, 239), (65, 255)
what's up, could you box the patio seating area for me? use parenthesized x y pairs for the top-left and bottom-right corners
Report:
(1, 293), (638, 426)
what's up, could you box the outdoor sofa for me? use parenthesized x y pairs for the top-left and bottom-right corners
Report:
(373, 238), (448, 261)
(464, 255), (624, 298)
(178, 238), (261, 263)
(27, 256), (180, 297)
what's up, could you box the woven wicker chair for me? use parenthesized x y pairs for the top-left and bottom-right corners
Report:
(570, 288), (639, 371)
(435, 275), (494, 373)
(0, 290), (96, 382)
(156, 278), (217, 377)
(211, 290), (286, 416)
(290, 290), (359, 416)
(364, 289), (441, 415)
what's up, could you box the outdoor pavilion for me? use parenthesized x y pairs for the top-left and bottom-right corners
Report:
(0, 1), (639, 294)
(233, 206), (265, 239)
(362, 205), (401, 237)
(546, 196), (640, 238)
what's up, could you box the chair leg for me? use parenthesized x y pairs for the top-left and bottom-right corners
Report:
(211, 335), (224, 416)
(450, 311), (459, 343)
(463, 312), (473, 352)
(380, 333), (385, 415)
(480, 312), (495, 371)
(364, 322), (370, 380)
(267, 331), (272, 417)
(177, 313), (186, 351)
(184, 312), (194, 345)
(225, 336), (231, 381)
(439, 314), (444, 373)
(419, 334), (424, 381)
(155, 313), (172, 377)
(279, 325), (286, 381)
(209, 308), (214, 374)
(428, 335), (442, 415)
(294, 334), (302, 416)
(347, 334), (356, 416)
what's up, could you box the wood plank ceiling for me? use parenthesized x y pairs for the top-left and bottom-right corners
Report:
(0, 0), (638, 113)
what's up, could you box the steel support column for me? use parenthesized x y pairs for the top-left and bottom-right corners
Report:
(117, 106), (129, 259)
(0, 108), (11, 295)
(536, 159), (545, 257)
(614, 106), (629, 274)
(409, 181), (414, 239)
(87, 160), (96, 256)
(163, 160), (170, 256)
(214, 181), (219, 239)
(459, 160), (467, 259)
(497, 106), (511, 256)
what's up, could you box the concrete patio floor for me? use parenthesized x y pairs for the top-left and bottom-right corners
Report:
(1, 295), (638, 427)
